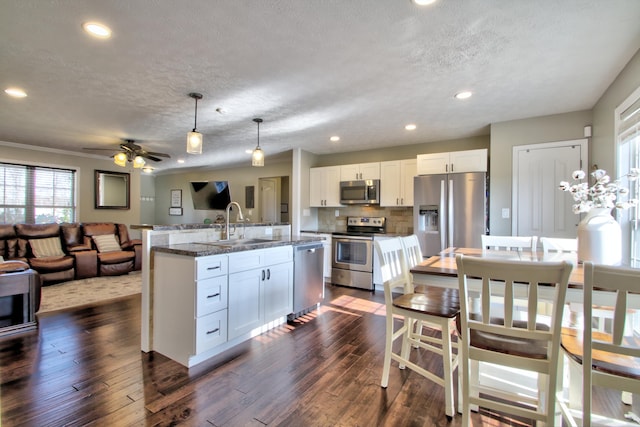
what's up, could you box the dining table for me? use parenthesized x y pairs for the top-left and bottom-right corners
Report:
(410, 246), (640, 415)
(410, 247), (640, 308)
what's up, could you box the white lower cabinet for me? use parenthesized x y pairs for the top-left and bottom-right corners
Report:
(153, 245), (293, 367)
(153, 252), (229, 367)
(228, 246), (293, 340)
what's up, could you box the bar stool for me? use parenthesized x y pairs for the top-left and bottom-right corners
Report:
(375, 237), (460, 418)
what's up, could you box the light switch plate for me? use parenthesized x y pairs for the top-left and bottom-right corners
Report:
(502, 208), (510, 219)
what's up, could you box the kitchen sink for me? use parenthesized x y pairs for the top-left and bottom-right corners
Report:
(195, 238), (274, 247)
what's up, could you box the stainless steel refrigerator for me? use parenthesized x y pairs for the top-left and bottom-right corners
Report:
(413, 172), (487, 257)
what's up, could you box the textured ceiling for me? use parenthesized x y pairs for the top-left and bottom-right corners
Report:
(1, 0), (639, 173)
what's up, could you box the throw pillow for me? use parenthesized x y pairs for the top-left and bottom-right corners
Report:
(92, 234), (121, 253)
(30, 237), (65, 258)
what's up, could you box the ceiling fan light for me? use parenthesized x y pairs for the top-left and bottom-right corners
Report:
(133, 156), (146, 168)
(187, 131), (203, 154)
(252, 146), (264, 167)
(114, 152), (127, 167)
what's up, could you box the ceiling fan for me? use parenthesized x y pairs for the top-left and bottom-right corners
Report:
(83, 139), (170, 168)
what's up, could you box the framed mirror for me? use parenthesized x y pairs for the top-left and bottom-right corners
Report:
(95, 170), (130, 209)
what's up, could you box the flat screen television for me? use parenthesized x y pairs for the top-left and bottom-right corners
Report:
(190, 181), (231, 210)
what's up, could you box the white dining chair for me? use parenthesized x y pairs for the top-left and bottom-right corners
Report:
(540, 237), (577, 254)
(481, 234), (537, 252)
(456, 254), (573, 427)
(558, 262), (640, 427)
(375, 237), (460, 418)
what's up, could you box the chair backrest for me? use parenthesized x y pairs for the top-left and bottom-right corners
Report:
(456, 254), (572, 350)
(456, 254), (573, 423)
(540, 237), (577, 254)
(400, 234), (423, 269)
(581, 262), (640, 426)
(374, 238), (412, 299)
(481, 234), (537, 252)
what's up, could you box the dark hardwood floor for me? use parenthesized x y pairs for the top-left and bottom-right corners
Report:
(0, 284), (628, 426)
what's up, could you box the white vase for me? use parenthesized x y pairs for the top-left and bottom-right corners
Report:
(577, 207), (621, 265)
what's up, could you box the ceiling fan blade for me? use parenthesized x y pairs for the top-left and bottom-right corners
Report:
(142, 154), (163, 162)
(82, 147), (118, 152)
(146, 151), (171, 158)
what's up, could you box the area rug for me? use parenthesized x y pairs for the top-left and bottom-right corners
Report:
(38, 271), (142, 313)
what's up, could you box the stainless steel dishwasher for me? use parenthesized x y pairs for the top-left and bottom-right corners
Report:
(290, 242), (324, 319)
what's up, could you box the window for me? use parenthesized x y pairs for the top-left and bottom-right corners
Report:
(616, 86), (640, 267)
(0, 162), (76, 224)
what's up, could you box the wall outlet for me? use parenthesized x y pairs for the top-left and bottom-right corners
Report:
(335, 209), (340, 217)
(265, 227), (273, 235)
(501, 208), (510, 219)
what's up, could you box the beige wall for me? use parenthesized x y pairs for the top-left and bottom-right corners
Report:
(0, 141), (142, 227)
(313, 135), (489, 167)
(153, 160), (292, 225)
(592, 48), (640, 177)
(489, 110), (593, 236)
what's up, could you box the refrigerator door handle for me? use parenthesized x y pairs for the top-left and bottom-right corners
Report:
(440, 179), (446, 251)
(448, 179), (454, 248)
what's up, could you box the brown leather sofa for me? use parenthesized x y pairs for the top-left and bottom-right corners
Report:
(0, 222), (141, 285)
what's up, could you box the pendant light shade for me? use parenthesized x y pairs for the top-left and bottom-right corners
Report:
(252, 118), (264, 167)
(187, 92), (203, 154)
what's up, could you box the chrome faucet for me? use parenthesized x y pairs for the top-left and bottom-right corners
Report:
(225, 201), (244, 240)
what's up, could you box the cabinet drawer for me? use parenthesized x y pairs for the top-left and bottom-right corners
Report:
(196, 275), (228, 317)
(263, 246), (292, 265)
(195, 309), (228, 354)
(196, 255), (228, 280)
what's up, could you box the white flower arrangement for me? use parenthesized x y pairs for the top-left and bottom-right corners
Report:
(559, 168), (639, 214)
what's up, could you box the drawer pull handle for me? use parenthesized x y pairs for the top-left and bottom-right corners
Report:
(207, 293), (220, 298)
(206, 328), (220, 335)
(207, 266), (221, 270)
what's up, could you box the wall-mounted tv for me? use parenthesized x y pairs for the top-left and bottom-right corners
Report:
(190, 181), (231, 210)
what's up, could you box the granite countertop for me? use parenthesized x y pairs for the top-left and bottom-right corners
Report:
(152, 235), (324, 257)
(132, 222), (289, 231)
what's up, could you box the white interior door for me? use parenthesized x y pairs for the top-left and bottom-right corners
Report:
(513, 139), (587, 239)
(259, 178), (278, 222)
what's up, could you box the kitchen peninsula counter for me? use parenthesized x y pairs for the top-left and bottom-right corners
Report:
(151, 235), (322, 368)
(152, 235), (323, 257)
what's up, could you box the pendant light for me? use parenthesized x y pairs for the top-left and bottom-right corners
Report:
(187, 92), (203, 154)
(252, 118), (264, 167)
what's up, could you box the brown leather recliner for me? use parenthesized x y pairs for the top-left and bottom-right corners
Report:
(14, 224), (75, 285)
(81, 223), (136, 276)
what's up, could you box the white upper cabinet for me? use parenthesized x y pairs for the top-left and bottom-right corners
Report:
(417, 149), (487, 175)
(340, 162), (380, 181)
(380, 159), (417, 207)
(310, 166), (342, 207)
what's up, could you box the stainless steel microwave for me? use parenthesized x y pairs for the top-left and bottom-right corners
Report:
(340, 180), (380, 205)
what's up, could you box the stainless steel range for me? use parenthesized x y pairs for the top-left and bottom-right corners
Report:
(331, 216), (386, 291)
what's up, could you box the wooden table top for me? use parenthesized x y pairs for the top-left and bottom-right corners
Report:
(410, 247), (584, 287)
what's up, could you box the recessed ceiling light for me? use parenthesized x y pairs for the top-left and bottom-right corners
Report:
(405, 124), (417, 131)
(82, 22), (112, 39)
(177, 159), (185, 164)
(330, 136), (340, 142)
(5, 88), (27, 98)
(413, 0), (437, 5)
(454, 91), (473, 100)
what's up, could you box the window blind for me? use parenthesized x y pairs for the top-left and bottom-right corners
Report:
(0, 162), (76, 224)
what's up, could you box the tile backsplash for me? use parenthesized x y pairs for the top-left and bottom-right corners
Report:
(317, 206), (413, 234)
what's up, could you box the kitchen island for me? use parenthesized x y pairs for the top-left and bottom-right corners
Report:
(150, 234), (323, 368)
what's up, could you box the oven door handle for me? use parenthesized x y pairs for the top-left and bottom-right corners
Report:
(333, 235), (373, 241)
